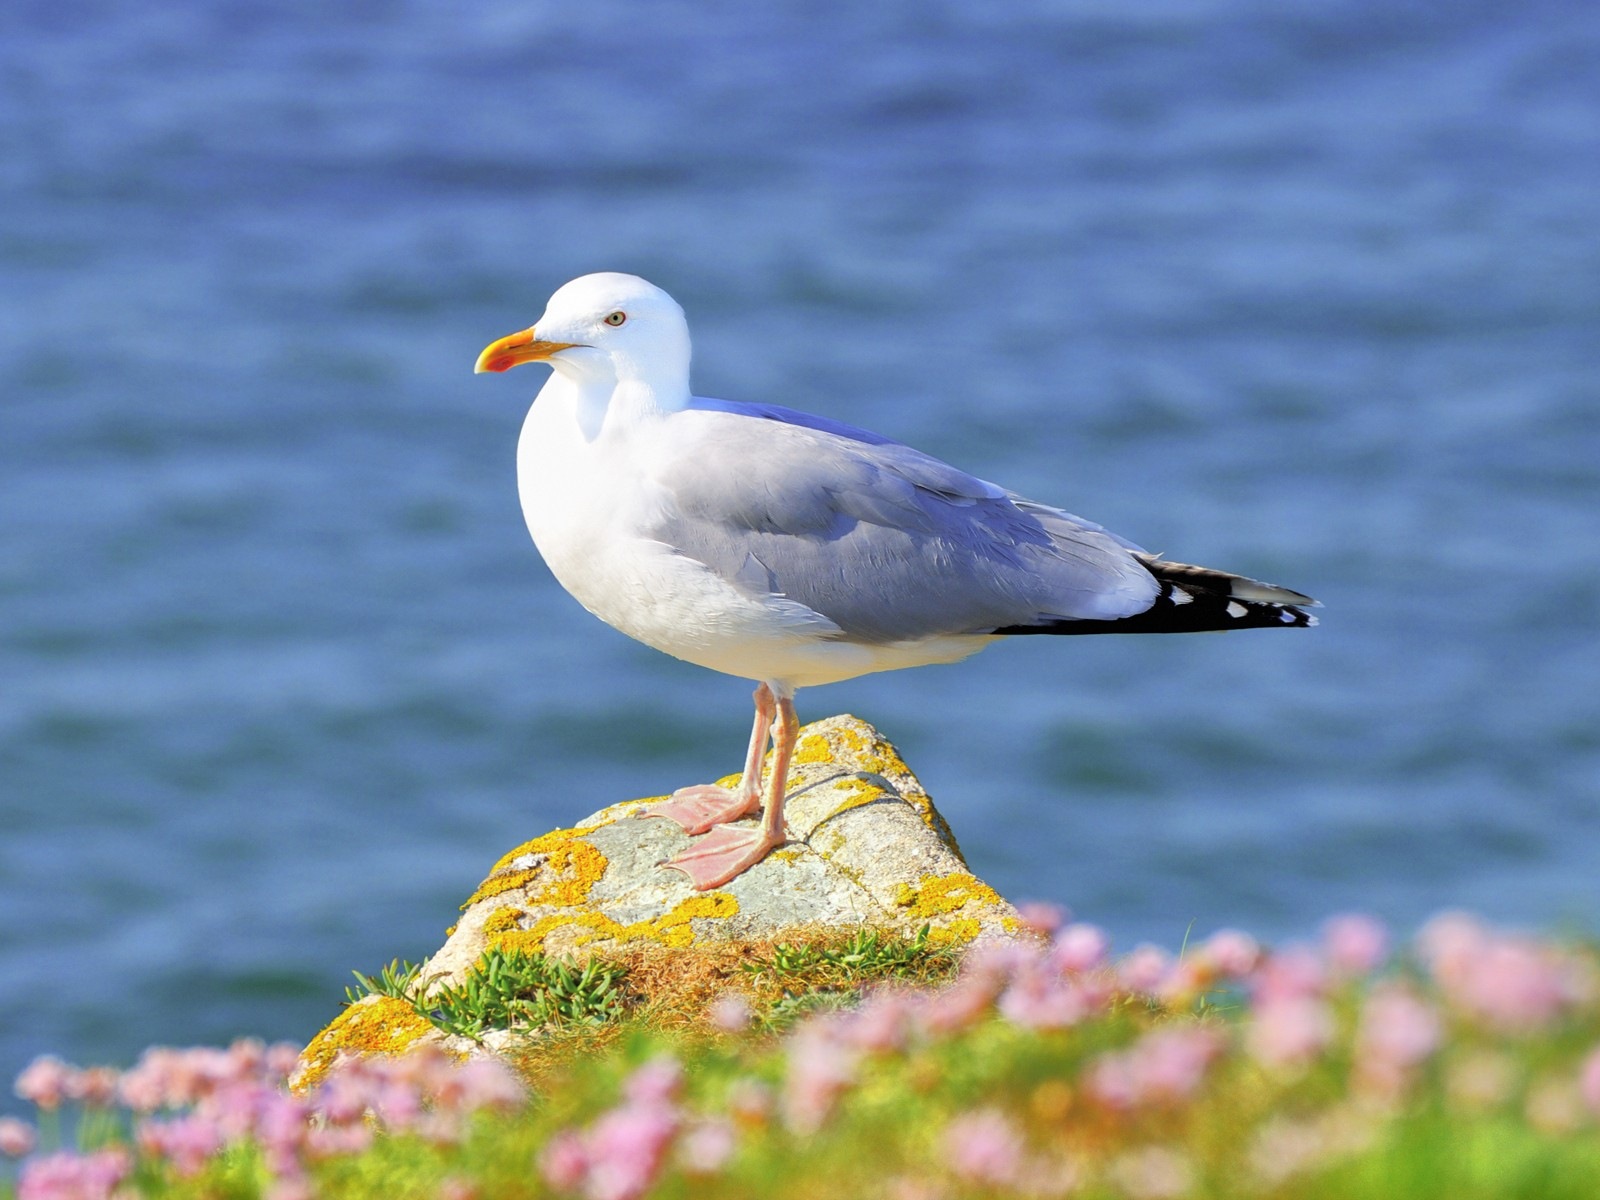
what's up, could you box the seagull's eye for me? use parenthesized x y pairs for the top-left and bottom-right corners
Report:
(603, 311), (627, 327)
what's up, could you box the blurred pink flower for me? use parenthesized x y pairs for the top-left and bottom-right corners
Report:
(1323, 914), (1389, 978)
(783, 1023), (860, 1135)
(263, 1175), (314, 1200)
(64, 1067), (119, 1109)
(304, 1122), (376, 1160)
(437, 1056), (526, 1114)
(944, 1108), (1024, 1187)
(1202, 929), (1261, 979)
(916, 978), (996, 1036)
(540, 1129), (590, 1191)
(678, 1118), (736, 1174)
(623, 1057), (683, 1108)
(1419, 914), (1583, 1033)
(1251, 945), (1327, 1004)
(1354, 983), (1440, 1099)
(0, 1116), (36, 1158)
(999, 970), (1092, 1030)
(707, 993), (753, 1033)
(1051, 923), (1111, 974)
(137, 1114), (227, 1178)
(846, 991), (915, 1053)
(1117, 945), (1173, 996)
(1247, 996), (1334, 1069)
(1357, 984), (1440, 1068)
(1416, 911), (1487, 987)
(18, 1148), (130, 1200)
(962, 939), (1042, 988)
(1015, 901), (1069, 938)
(1579, 1046), (1600, 1117)
(584, 1102), (679, 1200)
(1090, 1027), (1225, 1109)
(14, 1057), (72, 1111)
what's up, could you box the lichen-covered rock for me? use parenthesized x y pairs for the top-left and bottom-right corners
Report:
(296, 715), (1019, 1084)
(426, 715), (1019, 985)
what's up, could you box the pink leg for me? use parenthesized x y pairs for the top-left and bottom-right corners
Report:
(662, 690), (798, 891)
(638, 684), (774, 834)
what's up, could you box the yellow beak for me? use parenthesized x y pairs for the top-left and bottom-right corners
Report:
(474, 328), (580, 374)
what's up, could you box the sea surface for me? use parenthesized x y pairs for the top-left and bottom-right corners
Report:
(3, 0), (1598, 1108)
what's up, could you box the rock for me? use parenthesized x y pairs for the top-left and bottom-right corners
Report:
(429, 714), (1020, 977)
(296, 714), (1021, 1086)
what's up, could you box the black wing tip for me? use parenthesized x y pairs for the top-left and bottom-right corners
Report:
(994, 581), (1320, 637)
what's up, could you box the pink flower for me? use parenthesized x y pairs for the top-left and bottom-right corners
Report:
(18, 1148), (130, 1200)
(1579, 1046), (1600, 1117)
(1117, 945), (1173, 996)
(1416, 911), (1487, 988)
(1090, 1027), (1225, 1108)
(1355, 984), (1440, 1099)
(1323, 914), (1389, 978)
(962, 939), (1042, 987)
(678, 1119), (736, 1174)
(1051, 923), (1110, 974)
(707, 994), (753, 1033)
(1358, 985), (1440, 1069)
(0, 1116), (36, 1158)
(944, 1108), (1024, 1187)
(1202, 929), (1261, 979)
(782, 1023), (859, 1135)
(845, 991), (915, 1053)
(1015, 902), (1069, 937)
(64, 1067), (119, 1109)
(1247, 996), (1334, 1069)
(305, 1121), (376, 1159)
(583, 1102), (678, 1200)
(1251, 946), (1327, 1004)
(916, 978), (997, 1036)
(428, 1056), (526, 1115)
(1419, 915), (1581, 1033)
(999, 971), (1092, 1030)
(622, 1057), (683, 1108)
(540, 1130), (589, 1191)
(15, 1057), (72, 1111)
(137, 1114), (226, 1177)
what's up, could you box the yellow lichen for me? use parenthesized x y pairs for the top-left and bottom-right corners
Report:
(462, 829), (609, 911)
(488, 892), (739, 956)
(295, 996), (436, 1093)
(925, 918), (983, 947)
(791, 733), (834, 766)
(483, 906), (526, 937)
(893, 872), (1004, 919)
(828, 777), (885, 815)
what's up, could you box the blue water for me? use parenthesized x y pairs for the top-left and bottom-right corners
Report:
(3, 0), (1598, 1109)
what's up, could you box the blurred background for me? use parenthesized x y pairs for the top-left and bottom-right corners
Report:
(3, 0), (1598, 1107)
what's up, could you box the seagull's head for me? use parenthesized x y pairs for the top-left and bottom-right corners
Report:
(475, 272), (691, 396)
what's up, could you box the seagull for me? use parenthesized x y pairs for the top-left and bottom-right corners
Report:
(476, 273), (1317, 891)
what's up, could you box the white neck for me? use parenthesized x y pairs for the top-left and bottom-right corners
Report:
(548, 351), (692, 440)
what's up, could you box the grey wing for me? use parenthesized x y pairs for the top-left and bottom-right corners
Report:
(646, 411), (1160, 643)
